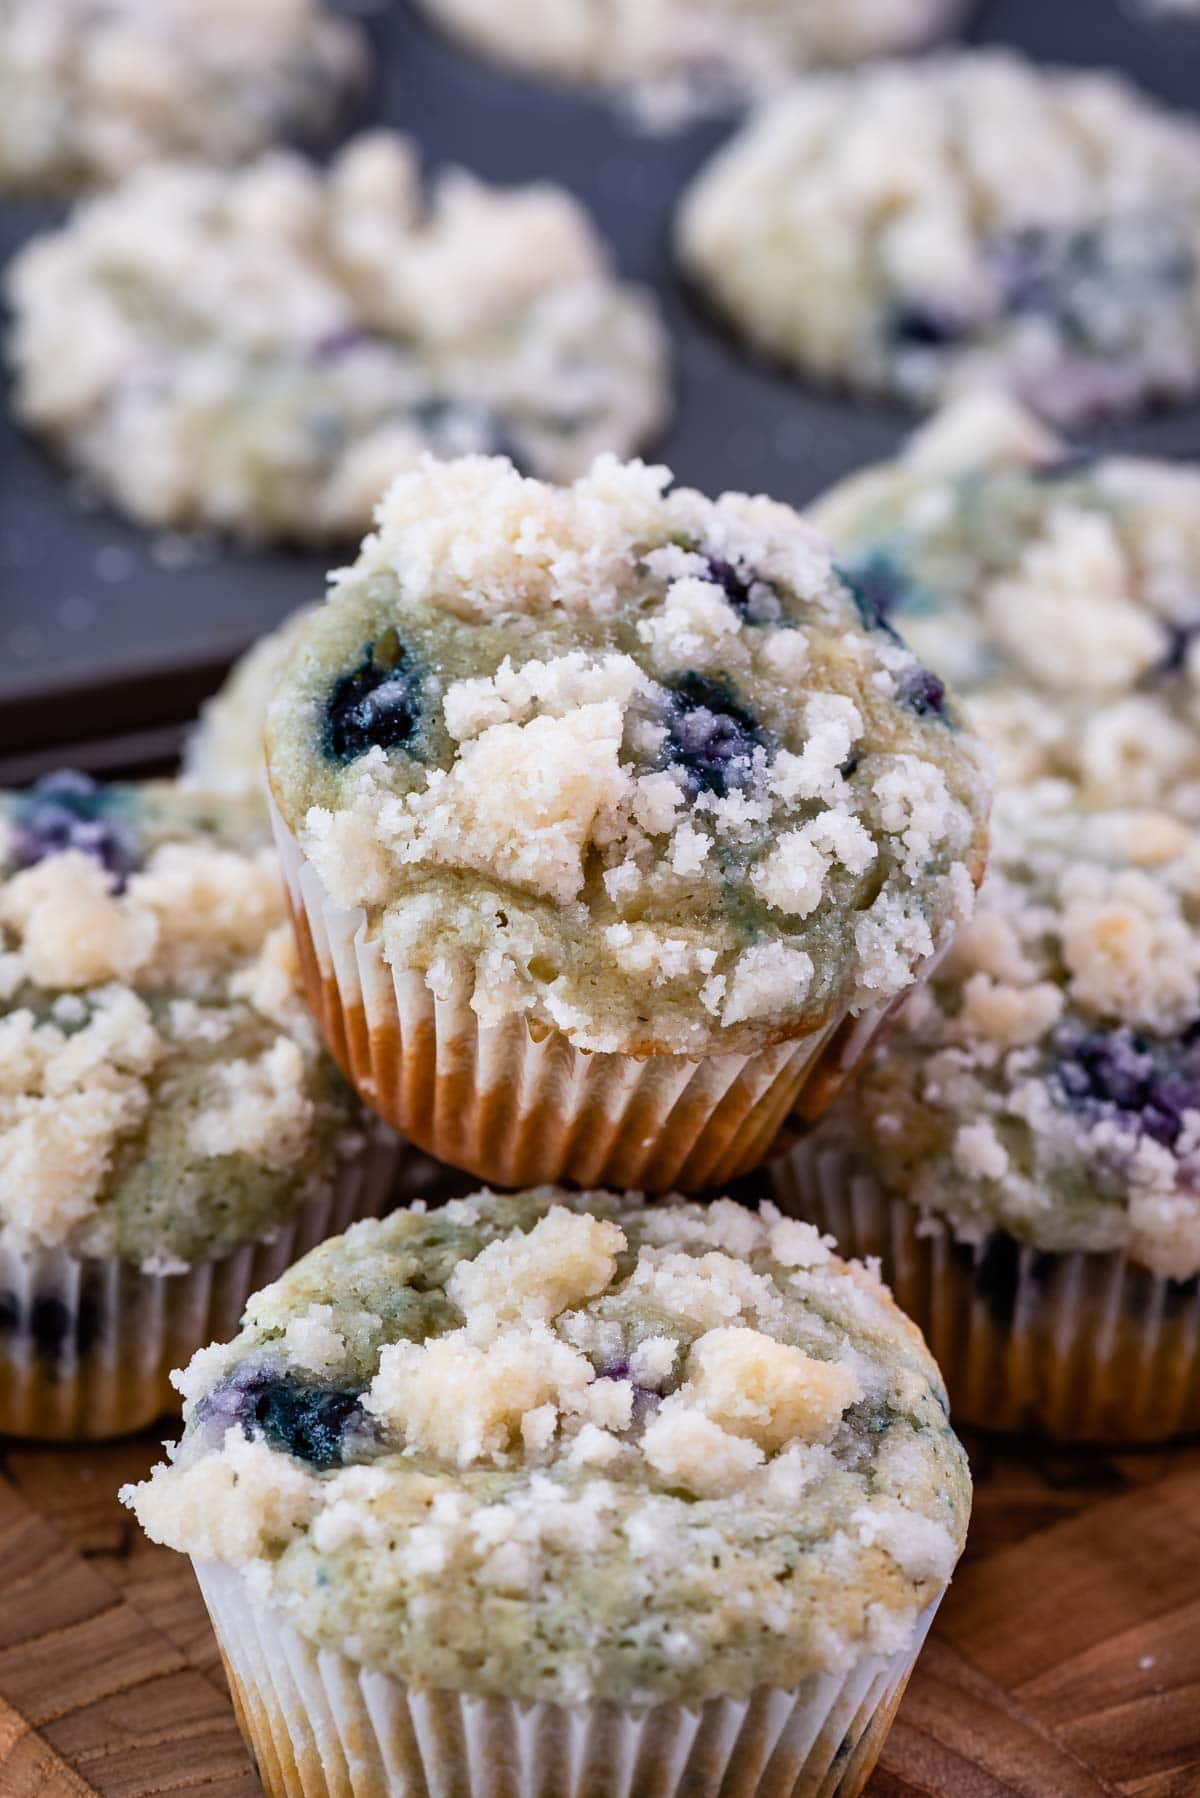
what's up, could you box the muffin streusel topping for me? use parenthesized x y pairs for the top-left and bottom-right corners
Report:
(124, 1187), (970, 1703)
(0, 778), (358, 1268)
(267, 454), (990, 1055)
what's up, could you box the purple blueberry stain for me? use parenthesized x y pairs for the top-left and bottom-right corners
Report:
(700, 553), (780, 624)
(198, 1361), (369, 1469)
(8, 771), (138, 888)
(1032, 446), (1101, 483)
(1154, 618), (1200, 679)
(595, 1356), (661, 1425)
(837, 555), (910, 643)
(324, 632), (424, 763)
(1053, 1022), (1200, 1152)
(664, 672), (767, 797)
(988, 218), (1195, 342)
(311, 325), (376, 362)
(896, 663), (948, 720)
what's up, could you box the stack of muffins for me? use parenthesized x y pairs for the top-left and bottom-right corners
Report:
(3, 5), (1200, 1796)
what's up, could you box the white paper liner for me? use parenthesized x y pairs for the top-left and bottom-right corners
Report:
(195, 1559), (938, 1798)
(773, 1134), (1200, 1444)
(0, 1118), (404, 1441)
(271, 801), (914, 1194)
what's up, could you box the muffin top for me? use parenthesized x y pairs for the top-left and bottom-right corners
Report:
(266, 454), (990, 1056)
(676, 51), (1200, 423)
(6, 133), (669, 540)
(417, 0), (960, 126)
(0, 773), (359, 1269)
(124, 1186), (970, 1705)
(811, 392), (1200, 818)
(836, 783), (1200, 1279)
(0, 0), (364, 192)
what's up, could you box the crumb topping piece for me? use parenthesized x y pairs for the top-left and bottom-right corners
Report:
(267, 454), (990, 1055)
(123, 1187), (969, 1705)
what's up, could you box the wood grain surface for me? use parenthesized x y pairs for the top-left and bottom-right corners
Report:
(0, 1428), (1196, 1795)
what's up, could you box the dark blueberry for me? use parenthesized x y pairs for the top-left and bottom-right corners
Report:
(957, 1233), (1034, 1330)
(700, 554), (778, 622)
(990, 221), (1196, 344)
(990, 226), (1069, 316)
(324, 632), (422, 763)
(0, 1290), (101, 1367)
(1053, 1023), (1200, 1152)
(949, 1237), (1057, 1337)
(9, 771), (138, 887)
(1154, 619), (1200, 679)
(897, 664), (948, 720)
(412, 400), (524, 466)
(253, 1380), (364, 1469)
(888, 301), (969, 349)
(1032, 447), (1101, 482)
(1162, 1270), (1200, 1320)
(30, 1295), (79, 1362)
(312, 325), (375, 361)
(200, 1364), (367, 1469)
(837, 555), (908, 643)
(664, 673), (767, 797)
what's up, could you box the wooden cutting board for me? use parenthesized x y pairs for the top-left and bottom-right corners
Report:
(0, 1426), (1195, 1796)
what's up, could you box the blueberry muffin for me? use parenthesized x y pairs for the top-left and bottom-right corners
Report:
(0, 771), (402, 1439)
(184, 608), (316, 812)
(417, 0), (963, 127)
(264, 453), (991, 1192)
(7, 133), (670, 542)
(776, 782), (1200, 1442)
(809, 391), (1200, 818)
(0, 0), (365, 192)
(677, 52), (1200, 423)
(124, 1186), (970, 1797)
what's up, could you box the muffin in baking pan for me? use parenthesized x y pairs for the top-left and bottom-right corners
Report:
(417, 0), (964, 126)
(7, 133), (670, 542)
(0, 0), (366, 192)
(678, 52), (1200, 423)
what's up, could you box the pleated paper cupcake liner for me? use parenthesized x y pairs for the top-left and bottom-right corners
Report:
(272, 803), (918, 1194)
(0, 1118), (404, 1442)
(773, 1134), (1200, 1444)
(195, 1559), (937, 1798)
